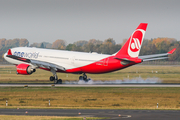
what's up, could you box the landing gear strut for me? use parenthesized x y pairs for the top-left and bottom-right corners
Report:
(50, 68), (62, 84)
(79, 73), (90, 82)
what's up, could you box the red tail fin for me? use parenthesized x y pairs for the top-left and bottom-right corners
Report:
(115, 23), (148, 58)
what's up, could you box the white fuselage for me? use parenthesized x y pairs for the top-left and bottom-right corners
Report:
(4, 47), (111, 70)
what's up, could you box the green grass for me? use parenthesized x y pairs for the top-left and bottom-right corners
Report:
(0, 87), (180, 109)
(1, 65), (180, 83)
(0, 115), (104, 120)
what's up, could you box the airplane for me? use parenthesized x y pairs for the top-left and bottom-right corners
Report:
(3, 23), (176, 84)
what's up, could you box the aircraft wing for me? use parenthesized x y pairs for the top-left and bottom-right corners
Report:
(138, 48), (176, 61)
(30, 59), (66, 71)
(6, 54), (66, 71)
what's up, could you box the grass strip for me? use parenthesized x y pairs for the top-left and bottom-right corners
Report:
(0, 87), (180, 110)
(0, 115), (105, 120)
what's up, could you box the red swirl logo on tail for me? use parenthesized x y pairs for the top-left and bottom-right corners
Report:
(130, 38), (141, 52)
(128, 30), (144, 57)
(129, 30), (143, 52)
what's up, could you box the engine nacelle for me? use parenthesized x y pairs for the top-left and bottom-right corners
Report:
(16, 64), (36, 75)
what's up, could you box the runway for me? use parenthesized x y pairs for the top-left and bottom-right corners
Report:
(0, 83), (180, 87)
(0, 109), (180, 120)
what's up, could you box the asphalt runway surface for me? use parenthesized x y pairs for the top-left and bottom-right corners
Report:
(1, 83), (180, 87)
(0, 109), (180, 120)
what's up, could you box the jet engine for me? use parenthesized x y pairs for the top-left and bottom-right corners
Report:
(16, 63), (36, 75)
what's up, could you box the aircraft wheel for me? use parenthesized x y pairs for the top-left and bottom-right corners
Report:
(50, 76), (55, 81)
(58, 79), (62, 84)
(79, 76), (83, 80)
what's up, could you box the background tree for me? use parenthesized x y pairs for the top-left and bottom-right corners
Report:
(0, 38), (6, 50)
(30, 43), (39, 47)
(19, 39), (29, 47)
(88, 39), (103, 45)
(52, 39), (66, 50)
(103, 38), (116, 45)
(40, 43), (45, 48)
(74, 40), (88, 47)
(66, 44), (74, 51)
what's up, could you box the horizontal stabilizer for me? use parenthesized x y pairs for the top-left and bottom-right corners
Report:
(139, 53), (168, 59)
(139, 48), (176, 61)
(143, 57), (168, 62)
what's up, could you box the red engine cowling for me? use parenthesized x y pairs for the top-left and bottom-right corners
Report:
(16, 64), (36, 75)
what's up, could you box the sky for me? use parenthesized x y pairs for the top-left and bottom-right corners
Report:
(0, 0), (180, 45)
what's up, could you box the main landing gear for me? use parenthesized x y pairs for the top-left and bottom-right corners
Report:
(49, 69), (90, 84)
(50, 68), (62, 84)
(79, 73), (90, 82)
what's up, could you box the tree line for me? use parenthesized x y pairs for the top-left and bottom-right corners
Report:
(0, 37), (180, 62)
(28, 38), (121, 54)
(0, 38), (29, 62)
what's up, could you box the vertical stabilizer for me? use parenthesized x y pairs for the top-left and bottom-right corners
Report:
(115, 23), (148, 58)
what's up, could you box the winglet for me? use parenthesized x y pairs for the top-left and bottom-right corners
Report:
(168, 48), (176, 54)
(7, 49), (12, 55)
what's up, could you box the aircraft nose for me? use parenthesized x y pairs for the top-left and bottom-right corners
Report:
(4, 52), (7, 58)
(3, 53), (7, 60)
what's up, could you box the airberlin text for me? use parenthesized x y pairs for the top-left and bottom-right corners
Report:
(13, 51), (39, 59)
